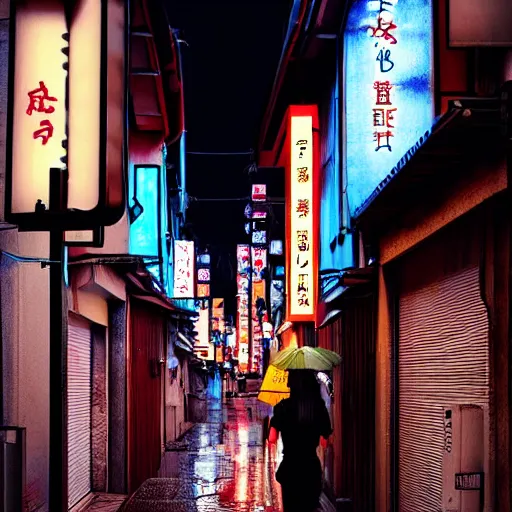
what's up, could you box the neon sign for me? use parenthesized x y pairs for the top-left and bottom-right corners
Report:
(345, 0), (433, 216)
(173, 241), (195, 298)
(237, 245), (250, 369)
(287, 109), (318, 322)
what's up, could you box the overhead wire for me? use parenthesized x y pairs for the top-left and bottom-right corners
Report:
(188, 196), (249, 202)
(187, 150), (254, 156)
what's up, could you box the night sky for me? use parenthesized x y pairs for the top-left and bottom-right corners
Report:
(165, 0), (291, 316)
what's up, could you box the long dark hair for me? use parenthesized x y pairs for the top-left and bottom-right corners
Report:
(287, 370), (324, 426)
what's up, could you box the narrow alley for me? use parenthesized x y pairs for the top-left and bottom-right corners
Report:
(3, 1), (512, 511)
(124, 396), (279, 511)
(120, 395), (335, 512)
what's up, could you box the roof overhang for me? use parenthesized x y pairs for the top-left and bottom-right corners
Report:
(317, 266), (377, 327)
(259, 104), (319, 169)
(126, 267), (198, 318)
(355, 97), (506, 237)
(175, 332), (195, 353)
(130, 0), (183, 140)
(258, 0), (348, 157)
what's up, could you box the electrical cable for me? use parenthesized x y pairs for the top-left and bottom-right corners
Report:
(0, 223), (18, 231)
(189, 196), (249, 202)
(187, 151), (253, 156)
(1, 250), (56, 264)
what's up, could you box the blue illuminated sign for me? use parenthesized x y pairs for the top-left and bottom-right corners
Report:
(129, 166), (160, 259)
(344, 0), (433, 216)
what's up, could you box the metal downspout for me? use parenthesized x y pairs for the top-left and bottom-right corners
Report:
(175, 34), (187, 220)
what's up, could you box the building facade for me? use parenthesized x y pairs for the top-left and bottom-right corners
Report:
(257, 1), (376, 508)
(344, 0), (512, 510)
(0, 0), (199, 510)
(260, 0), (512, 510)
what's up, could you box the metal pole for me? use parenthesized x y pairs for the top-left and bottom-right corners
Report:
(48, 167), (68, 511)
(176, 37), (187, 218)
(248, 214), (253, 374)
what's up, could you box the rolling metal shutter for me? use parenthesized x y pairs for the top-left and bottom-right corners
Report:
(68, 315), (92, 508)
(398, 266), (489, 512)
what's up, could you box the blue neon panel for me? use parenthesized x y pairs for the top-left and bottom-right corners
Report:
(129, 166), (159, 258)
(344, 0), (434, 216)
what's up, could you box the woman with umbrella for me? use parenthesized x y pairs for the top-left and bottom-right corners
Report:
(266, 347), (341, 512)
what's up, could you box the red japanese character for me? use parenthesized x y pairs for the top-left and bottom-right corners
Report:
(373, 107), (397, 128)
(26, 81), (57, 116)
(297, 167), (310, 183)
(296, 199), (310, 218)
(374, 81), (393, 106)
(370, 14), (397, 44)
(33, 120), (54, 146)
(297, 230), (310, 252)
(374, 130), (394, 152)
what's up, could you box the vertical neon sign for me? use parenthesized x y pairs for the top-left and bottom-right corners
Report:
(344, 0), (433, 216)
(287, 106), (319, 322)
(370, 0), (398, 152)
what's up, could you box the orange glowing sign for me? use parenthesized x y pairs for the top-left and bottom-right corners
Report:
(197, 283), (210, 298)
(10, 2), (67, 214)
(212, 298), (225, 333)
(287, 107), (318, 322)
(6, 0), (127, 230)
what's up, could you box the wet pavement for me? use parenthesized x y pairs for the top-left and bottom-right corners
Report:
(123, 397), (284, 511)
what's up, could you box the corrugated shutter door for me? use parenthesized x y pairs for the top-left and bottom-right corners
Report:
(398, 266), (489, 512)
(68, 315), (92, 508)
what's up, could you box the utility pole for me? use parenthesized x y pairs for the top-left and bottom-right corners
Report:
(48, 167), (68, 511)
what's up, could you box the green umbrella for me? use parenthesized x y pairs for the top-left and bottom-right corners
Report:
(271, 346), (342, 371)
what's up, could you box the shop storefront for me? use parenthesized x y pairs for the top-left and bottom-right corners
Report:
(317, 279), (376, 510)
(67, 314), (93, 508)
(67, 261), (127, 505)
(128, 298), (165, 493)
(357, 100), (510, 511)
(390, 212), (491, 511)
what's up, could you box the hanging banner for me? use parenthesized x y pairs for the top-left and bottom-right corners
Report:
(251, 247), (267, 283)
(174, 240), (195, 298)
(197, 267), (210, 282)
(287, 107), (319, 322)
(237, 274), (249, 295)
(197, 283), (210, 298)
(252, 280), (265, 374)
(344, 0), (433, 216)
(212, 298), (225, 334)
(237, 244), (250, 275)
(237, 294), (250, 370)
(194, 304), (214, 360)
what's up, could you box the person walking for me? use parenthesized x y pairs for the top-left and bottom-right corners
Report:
(268, 369), (332, 512)
(237, 370), (247, 394)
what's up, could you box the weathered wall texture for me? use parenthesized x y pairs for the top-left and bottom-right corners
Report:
(108, 300), (127, 494)
(380, 158), (507, 264)
(0, 9), (52, 507)
(92, 326), (108, 492)
(2, 235), (52, 512)
(375, 266), (392, 512)
(165, 351), (191, 443)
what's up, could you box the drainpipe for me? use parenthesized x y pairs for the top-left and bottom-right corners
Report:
(337, 0), (356, 263)
(175, 34), (188, 221)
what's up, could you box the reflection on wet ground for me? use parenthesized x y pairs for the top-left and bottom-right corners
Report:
(124, 397), (283, 511)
